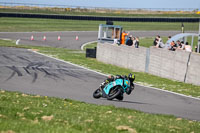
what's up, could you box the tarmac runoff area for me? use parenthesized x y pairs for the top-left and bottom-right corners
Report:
(0, 31), (200, 121)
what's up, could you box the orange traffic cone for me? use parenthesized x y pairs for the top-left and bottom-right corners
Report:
(75, 35), (79, 41)
(58, 35), (61, 41)
(43, 36), (46, 41)
(31, 35), (34, 41)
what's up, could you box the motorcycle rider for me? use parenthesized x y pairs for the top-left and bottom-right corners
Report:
(126, 73), (135, 94)
(101, 73), (135, 95)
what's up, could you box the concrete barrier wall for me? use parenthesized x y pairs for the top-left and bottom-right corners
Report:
(148, 47), (190, 82)
(97, 43), (147, 72)
(186, 53), (200, 85)
(96, 42), (200, 86)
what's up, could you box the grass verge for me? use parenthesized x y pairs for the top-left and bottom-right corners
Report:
(0, 39), (200, 98)
(0, 90), (200, 133)
(0, 17), (198, 32)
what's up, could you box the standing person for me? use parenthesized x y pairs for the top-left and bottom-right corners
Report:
(135, 37), (139, 48)
(185, 42), (192, 52)
(121, 31), (129, 45)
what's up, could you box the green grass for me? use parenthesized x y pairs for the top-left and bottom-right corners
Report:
(0, 90), (200, 133)
(0, 13), (200, 132)
(0, 17), (198, 32)
(0, 39), (200, 98)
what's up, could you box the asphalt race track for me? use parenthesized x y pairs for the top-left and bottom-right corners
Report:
(0, 31), (200, 121)
(0, 31), (183, 49)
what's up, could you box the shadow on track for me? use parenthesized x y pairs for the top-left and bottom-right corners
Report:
(99, 98), (152, 105)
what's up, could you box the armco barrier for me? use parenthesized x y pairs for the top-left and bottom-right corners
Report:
(97, 42), (200, 86)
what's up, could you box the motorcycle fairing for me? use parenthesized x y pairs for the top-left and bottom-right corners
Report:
(103, 79), (126, 95)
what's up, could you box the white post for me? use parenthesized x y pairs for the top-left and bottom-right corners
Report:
(98, 24), (102, 39)
(198, 19), (200, 53)
(191, 36), (194, 50)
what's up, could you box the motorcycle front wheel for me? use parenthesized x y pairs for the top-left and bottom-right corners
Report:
(93, 88), (102, 99)
(107, 86), (122, 100)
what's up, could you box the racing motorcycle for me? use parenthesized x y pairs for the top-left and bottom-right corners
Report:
(93, 74), (135, 101)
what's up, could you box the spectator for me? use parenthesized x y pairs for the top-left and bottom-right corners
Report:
(153, 37), (158, 46)
(169, 41), (177, 51)
(177, 41), (185, 50)
(121, 31), (129, 45)
(177, 40), (184, 50)
(155, 35), (165, 48)
(164, 36), (172, 49)
(176, 40), (181, 47)
(153, 35), (161, 46)
(126, 35), (132, 44)
(184, 42), (192, 52)
(135, 37), (139, 48)
(132, 37), (136, 46)
(126, 36), (133, 46)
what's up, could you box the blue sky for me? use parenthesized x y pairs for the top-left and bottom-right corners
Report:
(1, 0), (200, 9)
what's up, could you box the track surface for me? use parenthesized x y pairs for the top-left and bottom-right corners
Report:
(0, 31), (200, 121)
(0, 31), (182, 49)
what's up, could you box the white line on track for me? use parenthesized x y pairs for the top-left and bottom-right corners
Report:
(28, 49), (200, 101)
(136, 84), (200, 101)
(0, 38), (12, 41)
(81, 41), (97, 51)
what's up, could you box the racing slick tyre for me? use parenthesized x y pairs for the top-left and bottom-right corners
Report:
(107, 86), (122, 100)
(116, 93), (124, 101)
(93, 88), (102, 99)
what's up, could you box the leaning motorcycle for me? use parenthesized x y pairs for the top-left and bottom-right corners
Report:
(93, 77), (134, 101)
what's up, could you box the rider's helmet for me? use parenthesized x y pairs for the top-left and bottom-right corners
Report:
(107, 75), (114, 82)
(128, 73), (135, 82)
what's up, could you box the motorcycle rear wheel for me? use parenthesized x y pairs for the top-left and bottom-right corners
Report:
(107, 86), (122, 100)
(116, 94), (124, 101)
